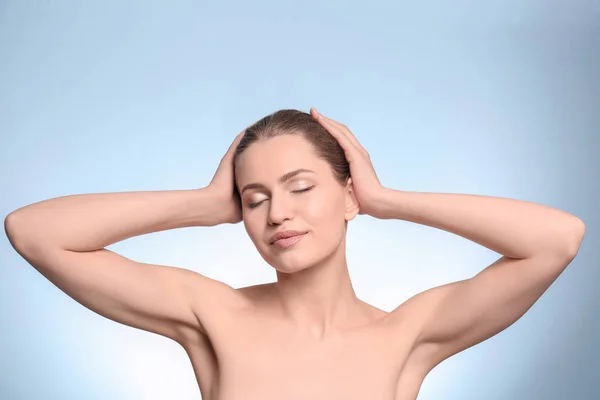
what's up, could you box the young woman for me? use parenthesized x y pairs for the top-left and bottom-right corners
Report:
(5, 108), (586, 400)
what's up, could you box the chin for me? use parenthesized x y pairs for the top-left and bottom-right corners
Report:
(265, 247), (334, 274)
(255, 233), (343, 273)
(265, 253), (315, 274)
(270, 260), (315, 274)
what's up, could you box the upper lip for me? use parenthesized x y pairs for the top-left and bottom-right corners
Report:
(269, 230), (307, 244)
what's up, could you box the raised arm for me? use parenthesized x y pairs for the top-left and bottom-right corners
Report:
(4, 133), (246, 344)
(309, 108), (587, 374)
(377, 190), (586, 371)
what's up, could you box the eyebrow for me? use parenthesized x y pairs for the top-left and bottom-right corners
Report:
(240, 168), (315, 195)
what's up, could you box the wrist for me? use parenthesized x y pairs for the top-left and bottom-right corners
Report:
(197, 186), (241, 226)
(373, 187), (406, 220)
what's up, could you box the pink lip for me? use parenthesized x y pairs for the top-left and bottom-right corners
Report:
(269, 230), (308, 248)
(271, 233), (307, 249)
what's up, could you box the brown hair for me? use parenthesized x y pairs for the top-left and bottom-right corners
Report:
(233, 109), (350, 199)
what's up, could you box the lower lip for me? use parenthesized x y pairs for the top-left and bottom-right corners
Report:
(272, 233), (307, 249)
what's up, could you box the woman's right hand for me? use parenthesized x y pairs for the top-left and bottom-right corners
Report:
(205, 131), (245, 224)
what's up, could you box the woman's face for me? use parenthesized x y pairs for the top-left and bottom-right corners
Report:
(235, 134), (357, 273)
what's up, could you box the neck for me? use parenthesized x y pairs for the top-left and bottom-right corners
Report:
(271, 238), (365, 340)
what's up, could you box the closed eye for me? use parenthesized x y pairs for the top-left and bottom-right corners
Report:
(247, 186), (315, 209)
(292, 186), (314, 194)
(247, 200), (265, 209)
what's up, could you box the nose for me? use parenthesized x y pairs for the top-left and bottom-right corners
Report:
(267, 192), (294, 226)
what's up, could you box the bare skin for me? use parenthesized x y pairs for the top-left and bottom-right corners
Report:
(5, 108), (586, 400)
(180, 279), (440, 400)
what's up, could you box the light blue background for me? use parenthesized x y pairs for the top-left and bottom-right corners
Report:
(1, 1), (598, 399)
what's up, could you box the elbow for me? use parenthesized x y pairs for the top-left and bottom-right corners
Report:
(5, 211), (26, 251)
(4, 210), (39, 253)
(562, 218), (586, 260)
(5, 211), (20, 243)
(6, 208), (62, 254)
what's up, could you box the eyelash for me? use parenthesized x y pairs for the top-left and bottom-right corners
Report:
(293, 186), (314, 194)
(247, 186), (315, 209)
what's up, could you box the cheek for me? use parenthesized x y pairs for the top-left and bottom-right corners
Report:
(242, 217), (263, 246)
(305, 188), (345, 219)
(304, 190), (347, 241)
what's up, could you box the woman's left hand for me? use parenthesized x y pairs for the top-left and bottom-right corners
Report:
(310, 107), (387, 217)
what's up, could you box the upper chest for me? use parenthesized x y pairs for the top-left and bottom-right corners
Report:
(189, 298), (426, 400)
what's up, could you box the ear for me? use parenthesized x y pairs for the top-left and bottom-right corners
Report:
(344, 178), (360, 221)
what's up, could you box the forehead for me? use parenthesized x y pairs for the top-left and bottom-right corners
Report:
(236, 135), (330, 183)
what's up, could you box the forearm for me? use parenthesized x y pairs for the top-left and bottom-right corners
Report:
(375, 188), (585, 259)
(5, 188), (221, 252)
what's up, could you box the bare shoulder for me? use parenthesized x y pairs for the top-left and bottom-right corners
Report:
(184, 281), (292, 344)
(187, 282), (279, 338)
(183, 273), (252, 342)
(235, 282), (276, 301)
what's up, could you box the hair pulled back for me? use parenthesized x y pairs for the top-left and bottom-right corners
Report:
(233, 109), (350, 199)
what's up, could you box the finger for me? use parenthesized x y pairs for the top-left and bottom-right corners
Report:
(318, 113), (370, 158)
(216, 132), (244, 174)
(312, 108), (371, 160)
(227, 131), (245, 157)
(311, 108), (358, 160)
(324, 116), (365, 152)
(231, 130), (245, 150)
(311, 107), (355, 146)
(312, 108), (364, 151)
